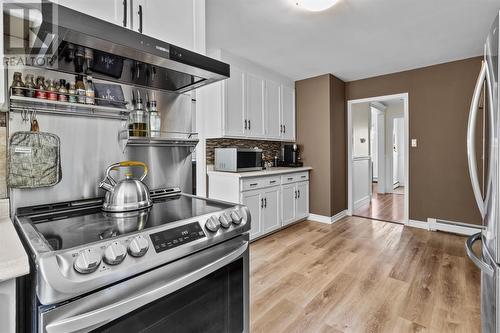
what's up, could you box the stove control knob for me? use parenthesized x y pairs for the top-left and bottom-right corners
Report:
(74, 248), (101, 274)
(128, 235), (149, 257)
(230, 211), (243, 225)
(103, 241), (127, 265)
(219, 213), (232, 229)
(205, 216), (220, 232)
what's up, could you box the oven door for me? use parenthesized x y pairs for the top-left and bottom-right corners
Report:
(39, 235), (249, 333)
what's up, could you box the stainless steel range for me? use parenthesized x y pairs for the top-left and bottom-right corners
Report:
(15, 187), (250, 333)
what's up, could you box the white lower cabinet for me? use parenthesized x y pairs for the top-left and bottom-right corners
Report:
(208, 170), (310, 241)
(282, 181), (309, 226)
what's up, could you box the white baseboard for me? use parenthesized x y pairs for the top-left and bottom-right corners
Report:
(308, 210), (348, 224)
(354, 196), (370, 209)
(427, 218), (482, 236)
(407, 219), (429, 230)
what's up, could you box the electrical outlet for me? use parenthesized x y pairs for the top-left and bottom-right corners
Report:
(411, 139), (417, 147)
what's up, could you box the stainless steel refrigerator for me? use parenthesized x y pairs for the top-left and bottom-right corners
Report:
(466, 10), (500, 333)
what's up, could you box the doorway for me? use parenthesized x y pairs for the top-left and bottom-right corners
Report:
(347, 93), (409, 224)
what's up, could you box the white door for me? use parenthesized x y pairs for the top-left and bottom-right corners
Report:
(142, 0), (194, 48)
(296, 181), (309, 220)
(54, 0), (124, 26)
(224, 67), (245, 137)
(281, 183), (296, 226)
(281, 85), (295, 141)
(245, 73), (265, 138)
(261, 187), (281, 234)
(265, 80), (281, 139)
(241, 190), (262, 239)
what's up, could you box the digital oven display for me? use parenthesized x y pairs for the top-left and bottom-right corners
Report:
(150, 222), (206, 253)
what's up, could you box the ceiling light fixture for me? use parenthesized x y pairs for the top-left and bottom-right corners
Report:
(295, 0), (338, 12)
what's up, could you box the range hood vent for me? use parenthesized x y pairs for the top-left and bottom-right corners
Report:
(3, 1), (229, 94)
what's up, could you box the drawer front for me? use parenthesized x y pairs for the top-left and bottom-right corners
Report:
(281, 172), (309, 185)
(241, 176), (280, 191)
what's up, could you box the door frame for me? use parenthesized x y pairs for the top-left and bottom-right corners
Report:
(347, 93), (409, 225)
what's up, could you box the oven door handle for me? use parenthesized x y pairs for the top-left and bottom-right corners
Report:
(45, 239), (248, 333)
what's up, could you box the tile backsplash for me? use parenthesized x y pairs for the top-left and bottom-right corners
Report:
(206, 138), (282, 165)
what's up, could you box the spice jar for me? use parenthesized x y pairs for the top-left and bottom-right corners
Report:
(46, 80), (58, 101)
(58, 79), (68, 102)
(68, 83), (77, 103)
(11, 72), (25, 96)
(35, 76), (47, 99)
(24, 74), (35, 98)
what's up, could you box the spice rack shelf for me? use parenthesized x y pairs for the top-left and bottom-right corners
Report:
(9, 95), (130, 120)
(119, 130), (199, 147)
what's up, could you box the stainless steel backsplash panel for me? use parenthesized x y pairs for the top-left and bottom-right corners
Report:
(8, 70), (195, 212)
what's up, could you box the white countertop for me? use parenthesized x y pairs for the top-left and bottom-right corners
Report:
(0, 217), (29, 282)
(207, 166), (312, 178)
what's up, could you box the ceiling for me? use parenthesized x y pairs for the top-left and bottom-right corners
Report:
(206, 0), (500, 82)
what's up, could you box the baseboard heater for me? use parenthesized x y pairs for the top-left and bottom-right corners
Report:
(428, 217), (484, 236)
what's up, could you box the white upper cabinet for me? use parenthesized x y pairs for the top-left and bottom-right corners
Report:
(265, 80), (281, 140)
(281, 85), (296, 141)
(245, 73), (265, 138)
(201, 50), (295, 142)
(53, 0), (125, 27)
(141, 0), (195, 49)
(224, 67), (245, 137)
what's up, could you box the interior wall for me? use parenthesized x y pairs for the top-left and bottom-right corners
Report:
(296, 74), (346, 217)
(346, 56), (483, 224)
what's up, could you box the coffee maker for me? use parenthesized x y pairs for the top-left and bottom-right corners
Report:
(282, 144), (303, 167)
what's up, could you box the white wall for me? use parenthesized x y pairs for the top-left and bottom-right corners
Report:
(353, 157), (371, 207)
(393, 117), (405, 186)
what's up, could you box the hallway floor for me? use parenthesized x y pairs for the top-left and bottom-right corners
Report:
(354, 183), (404, 223)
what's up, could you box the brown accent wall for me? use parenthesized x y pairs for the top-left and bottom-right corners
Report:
(346, 57), (483, 224)
(296, 74), (346, 217)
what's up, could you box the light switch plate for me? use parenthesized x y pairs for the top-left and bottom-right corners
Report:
(411, 139), (417, 147)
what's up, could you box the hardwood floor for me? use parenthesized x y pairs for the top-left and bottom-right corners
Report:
(354, 183), (404, 223)
(250, 217), (481, 333)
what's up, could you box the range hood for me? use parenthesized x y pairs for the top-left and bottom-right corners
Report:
(4, 1), (230, 94)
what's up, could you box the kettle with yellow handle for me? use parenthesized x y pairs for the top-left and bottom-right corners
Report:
(99, 161), (153, 212)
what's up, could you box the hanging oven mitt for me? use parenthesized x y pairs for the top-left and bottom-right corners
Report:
(8, 119), (62, 188)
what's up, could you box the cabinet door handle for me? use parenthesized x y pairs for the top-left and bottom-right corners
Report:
(248, 119), (251, 130)
(283, 124), (286, 133)
(123, 0), (128, 27)
(261, 198), (264, 208)
(244, 119), (247, 130)
(287, 177), (293, 181)
(249, 183), (258, 187)
(270, 180), (277, 184)
(264, 198), (267, 208)
(298, 190), (300, 198)
(294, 190), (297, 199)
(280, 124), (283, 133)
(138, 4), (143, 33)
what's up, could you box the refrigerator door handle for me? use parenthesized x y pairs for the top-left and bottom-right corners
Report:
(467, 60), (487, 218)
(465, 232), (494, 276)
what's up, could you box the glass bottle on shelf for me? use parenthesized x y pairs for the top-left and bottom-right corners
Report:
(75, 75), (86, 104)
(35, 76), (47, 99)
(11, 72), (25, 96)
(85, 75), (95, 105)
(128, 90), (148, 137)
(25, 74), (35, 98)
(149, 92), (161, 137)
(68, 83), (77, 103)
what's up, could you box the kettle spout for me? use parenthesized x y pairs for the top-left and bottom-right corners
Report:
(99, 180), (114, 192)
